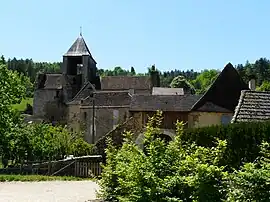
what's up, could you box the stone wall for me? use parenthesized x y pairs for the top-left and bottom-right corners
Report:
(95, 116), (143, 156)
(33, 89), (61, 117)
(33, 89), (67, 123)
(80, 106), (130, 144)
(67, 103), (82, 133)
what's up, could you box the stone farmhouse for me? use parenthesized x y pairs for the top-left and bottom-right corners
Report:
(33, 35), (250, 145)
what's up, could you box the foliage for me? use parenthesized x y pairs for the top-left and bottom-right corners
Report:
(170, 75), (196, 94)
(226, 142), (270, 201)
(12, 98), (33, 111)
(99, 112), (227, 201)
(191, 69), (219, 94)
(4, 55), (270, 96)
(182, 121), (270, 170)
(256, 80), (270, 91)
(99, 112), (270, 201)
(0, 64), (26, 166)
(0, 174), (89, 182)
(71, 137), (95, 157)
(1, 123), (94, 167)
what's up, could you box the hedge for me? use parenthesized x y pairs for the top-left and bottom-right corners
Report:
(183, 121), (270, 169)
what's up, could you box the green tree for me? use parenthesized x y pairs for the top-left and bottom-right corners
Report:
(0, 64), (26, 166)
(0, 55), (6, 65)
(257, 81), (270, 91)
(170, 75), (196, 94)
(130, 66), (136, 75)
(191, 69), (219, 94)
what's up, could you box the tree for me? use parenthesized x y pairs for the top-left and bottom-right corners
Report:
(0, 55), (5, 65)
(0, 64), (26, 166)
(170, 75), (196, 94)
(257, 81), (270, 91)
(130, 66), (136, 75)
(191, 69), (219, 94)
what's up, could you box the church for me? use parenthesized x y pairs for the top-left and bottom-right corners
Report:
(33, 34), (250, 146)
(33, 34), (159, 143)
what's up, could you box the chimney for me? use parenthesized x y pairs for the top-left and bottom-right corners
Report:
(248, 75), (256, 91)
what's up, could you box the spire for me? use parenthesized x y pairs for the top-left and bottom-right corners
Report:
(80, 26), (82, 37)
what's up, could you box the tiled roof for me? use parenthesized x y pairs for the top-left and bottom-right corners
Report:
(67, 82), (95, 104)
(100, 76), (151, 90)
(64, 36), (96, 63)
(81, 91), (132, 107)
(152, 87), (184, 95)
(130, 94), (202, 112)
(231, 90), (270, 123)
(192, 63), (249, 112)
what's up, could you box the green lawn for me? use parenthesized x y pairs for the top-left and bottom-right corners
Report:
(12, 97), (33, 111)
(0, 174), (90, 182)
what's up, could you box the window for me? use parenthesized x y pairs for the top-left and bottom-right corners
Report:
(221, 115), (232, 125)
(84, 112), (87, 120)
(56, 90), (60, 98)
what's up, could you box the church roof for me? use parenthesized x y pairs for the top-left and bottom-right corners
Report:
(64, 35), (96, 63)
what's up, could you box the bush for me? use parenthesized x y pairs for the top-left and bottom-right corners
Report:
(98, 111), (228, 201)
(98, 112), (270, 201)
(183, 121), (270, 170)
(1, 123), (95, 166)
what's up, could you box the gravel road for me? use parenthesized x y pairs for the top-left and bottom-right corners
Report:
(0, 181), (100, 202)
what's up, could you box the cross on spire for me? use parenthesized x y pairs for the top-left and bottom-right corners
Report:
(80, 26), (82, 36)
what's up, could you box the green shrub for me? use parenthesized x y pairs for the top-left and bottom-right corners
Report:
(183, 121), (270, 169)
(98, 112), (270, 201)
(98, 111), (228, 201)
(1, 123), (94, 166)
(71, 138), (94, 157)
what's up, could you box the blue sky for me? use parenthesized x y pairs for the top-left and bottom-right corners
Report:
(0, 0), (269, 73)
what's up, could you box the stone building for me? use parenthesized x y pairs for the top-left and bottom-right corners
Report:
(33, 34), (160, 143)
(33, 34), (100, 123)
(34, 34), (249, 148)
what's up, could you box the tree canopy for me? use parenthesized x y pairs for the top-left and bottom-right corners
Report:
(170, 75), (196, 94)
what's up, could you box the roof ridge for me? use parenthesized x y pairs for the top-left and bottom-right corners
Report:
(231, 90), (246, 123)
(191, 62), (248, 111)
(71, 82), (92, 101)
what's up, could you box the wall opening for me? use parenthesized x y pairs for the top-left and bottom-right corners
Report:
(153, 133), (172, 144)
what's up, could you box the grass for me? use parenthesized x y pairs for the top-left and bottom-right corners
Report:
(12, 97), (33, 111)
(0, 174), (91, 182)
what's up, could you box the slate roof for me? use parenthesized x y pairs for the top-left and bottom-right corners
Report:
(43, 74), (63, 90)
(81, 91), (132, 107)
(67, 82), (95, 104)
(100, 76), (151, 90)
(152, 87), (184, 95)
(231, 90), (270, 123)
(64, 35), (96, 63)
(130, 94), (202, 112)
(191, 63), (249, 112)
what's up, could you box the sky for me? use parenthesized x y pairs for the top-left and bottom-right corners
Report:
(0, 0), (270, 73)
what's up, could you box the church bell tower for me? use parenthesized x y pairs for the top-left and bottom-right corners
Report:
(62, 32), (97, 99)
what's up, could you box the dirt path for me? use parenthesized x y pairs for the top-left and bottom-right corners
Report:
(0, 181), (100, 202)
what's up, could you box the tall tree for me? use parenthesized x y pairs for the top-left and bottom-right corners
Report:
(0, 64), (26, 166)
(130, 66), (136, 75)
